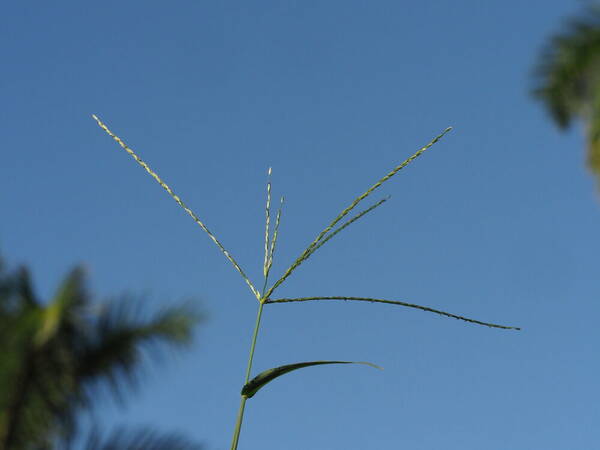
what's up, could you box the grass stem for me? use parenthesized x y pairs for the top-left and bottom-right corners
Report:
(230, 396), (247, 450)
(231, 301), (265, 450)
(245, 302), (265, 382)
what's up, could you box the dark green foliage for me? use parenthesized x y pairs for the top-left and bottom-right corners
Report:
(0, 258), (203, 449)
(65, 427), (202, 450)
(241, 361), (381, 399)
(533, 5), (600, 180)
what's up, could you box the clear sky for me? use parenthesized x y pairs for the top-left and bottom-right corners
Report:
(2, 1), (599, 449)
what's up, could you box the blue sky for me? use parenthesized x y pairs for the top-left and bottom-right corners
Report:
(2, 1), (599, 449)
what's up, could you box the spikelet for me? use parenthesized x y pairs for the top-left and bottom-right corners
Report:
(92, 114), (260, 300)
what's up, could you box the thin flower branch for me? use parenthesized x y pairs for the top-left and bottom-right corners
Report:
(265, 196), (284, 284)
(265, 296), (520, 330)
(264, 196), (389, 290)
(92, 114), (260, 300)
(305, 196), (390, 259)
(309, 127), (452, 245)
(263, 168), (272, 279)
(265, 127), (452, 299)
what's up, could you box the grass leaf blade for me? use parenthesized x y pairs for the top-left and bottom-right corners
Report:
(241, 360), (381, 399)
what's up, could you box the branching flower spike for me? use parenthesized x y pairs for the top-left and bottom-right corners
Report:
(92, 115), (260, 300)
(92, 116), (520, 450)
(266, 297), (520, 330)
(265, 127), (453, 299)
(263, 167), (272, 279)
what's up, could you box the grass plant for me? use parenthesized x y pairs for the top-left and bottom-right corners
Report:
(92, 115), (520, 449)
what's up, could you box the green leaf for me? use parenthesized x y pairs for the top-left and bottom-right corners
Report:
(241, 360), (381, 399)
(34, 267), (87, 347)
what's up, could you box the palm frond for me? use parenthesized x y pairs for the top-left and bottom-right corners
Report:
(35, 267), (88, 347)
(532, 5), (600, 128)
(0, 260), (204, 449)
(70, 426), (203, 450)
(587, 82), (600, 178)
(75, 299), (203, 403)
(0, 267), (83, 450)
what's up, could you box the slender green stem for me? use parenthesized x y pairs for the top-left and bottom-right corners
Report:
(244, 302), (265, 382)
(231, 301), (265, 450)
(230, 396), (247, 450)
(261, 278), (269, 302)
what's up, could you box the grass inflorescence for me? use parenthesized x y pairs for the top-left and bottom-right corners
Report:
(92, 115), (519, 450)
